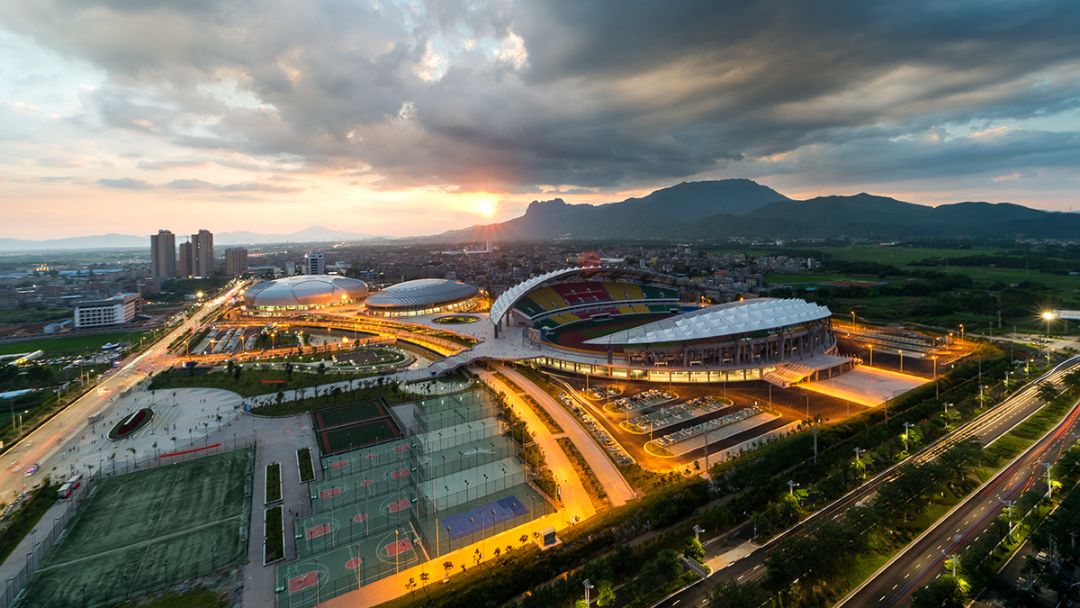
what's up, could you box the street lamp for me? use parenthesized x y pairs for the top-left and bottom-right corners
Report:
(787, 480), (799, 497)
(901, 422), (914, 453)
(850, 310), (856, 326)
(583, 578), (594, 605)
(1042, 310), (1056, 337)
(897, 349), (904, 372)
(943, 402), (953, 430)
(853, 447), (865, 480)
(867, 344), (873, 366)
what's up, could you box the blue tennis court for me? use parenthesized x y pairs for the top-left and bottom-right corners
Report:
(442, 496), (528, 540)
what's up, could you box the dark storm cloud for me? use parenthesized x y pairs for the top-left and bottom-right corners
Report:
(7, 0), (1080, 191)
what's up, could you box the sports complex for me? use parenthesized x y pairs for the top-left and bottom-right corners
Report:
(8, 264), (967, 608)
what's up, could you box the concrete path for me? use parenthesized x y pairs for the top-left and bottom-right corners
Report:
(493, 364), (636, 506)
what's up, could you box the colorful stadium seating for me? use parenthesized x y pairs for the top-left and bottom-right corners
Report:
(513, 280), (679, 331)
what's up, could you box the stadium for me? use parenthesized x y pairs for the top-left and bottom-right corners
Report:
(241, 275), (368, 312)
(364, 278), (481, 317)
(490, 267), (851, 384)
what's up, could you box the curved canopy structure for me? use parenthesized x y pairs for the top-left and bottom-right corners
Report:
(490, 266), (689, 325)
(584, 298), (831, 346)
(243, 275), (368, 309)
(366, 278), (478, 311)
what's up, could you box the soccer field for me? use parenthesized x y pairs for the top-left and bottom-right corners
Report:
(318, 418), (402, 455)
(19, 449), (253, 608)
(312, 399), (388, 430)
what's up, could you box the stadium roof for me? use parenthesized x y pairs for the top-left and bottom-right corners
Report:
(489, 266), (690, 324)
(243, 275), (368, 308)
(584, 298), (831, 346)
(366, 278), (478, 310)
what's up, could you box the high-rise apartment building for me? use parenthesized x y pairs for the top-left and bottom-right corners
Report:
(190, 229), (214, 277)
(178, 241), (194, 278)
(304, 251), (325, 275)
(225, 248), (248, 276)
(150, 230), (176, 281)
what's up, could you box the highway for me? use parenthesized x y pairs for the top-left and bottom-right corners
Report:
(839, 389), (1080, 605)
(0, 284), (244, 502)
(654, 356), (1080, 608)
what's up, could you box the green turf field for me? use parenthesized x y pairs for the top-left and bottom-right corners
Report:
(0, 331), (149, 356)
(318, 418), (402, 455)
(313, 400), (387, 430)
(19, 449), (253, 608)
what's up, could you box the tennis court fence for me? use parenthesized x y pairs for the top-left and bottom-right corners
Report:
(0, 435), (257, 608)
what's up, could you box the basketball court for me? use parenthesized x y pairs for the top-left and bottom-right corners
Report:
(320, 438), (414, 480)
(310, 459), (416, 514)
(277, 526), (424, 608)
(296, 490), (420, 557)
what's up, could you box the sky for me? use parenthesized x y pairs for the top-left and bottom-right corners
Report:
(2, 0), (1079, 239)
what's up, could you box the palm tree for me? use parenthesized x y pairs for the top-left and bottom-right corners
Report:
(405, 577), (416, 599)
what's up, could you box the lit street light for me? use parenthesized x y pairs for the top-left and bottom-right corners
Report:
(901, 422), (914, 453)
(1042, 310), (1056, 337)
(583, 578), (594, 605)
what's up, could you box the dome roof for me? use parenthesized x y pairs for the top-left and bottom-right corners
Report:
(243, 275), (368, 308)
(366, 278), (478, 310)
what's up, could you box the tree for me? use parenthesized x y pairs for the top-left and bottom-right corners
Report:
(574, 601), (588, 608)
(596, 580), (615, 606)
(684, 536), (705, 563)
(1037, 381), (1059, 404)
(910, 574), (969, 608)
(317, 362), (326, 376)
(710, 581), (770, 608)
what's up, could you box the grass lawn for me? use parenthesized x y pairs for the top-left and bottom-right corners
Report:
(264, 506), (284, 564)
(297, 448), (315, 483)
(0, 483), (57, 563)
(118, 588), (229, 608)
(265, 463), (282, 505)
(149, 368), (379, 397)
(0, 331), (149, 356)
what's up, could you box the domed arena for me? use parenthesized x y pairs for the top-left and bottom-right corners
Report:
(365, 278), (479, 317)
(242, 275), (368, 311)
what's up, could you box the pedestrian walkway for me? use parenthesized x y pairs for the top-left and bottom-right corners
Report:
(493, 364), (637, 506)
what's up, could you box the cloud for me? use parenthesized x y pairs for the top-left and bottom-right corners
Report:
(4, 0), (1080, 199)
(97, 177), (152, 189)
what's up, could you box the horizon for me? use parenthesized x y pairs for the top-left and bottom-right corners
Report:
(3, 2), (1080, 239)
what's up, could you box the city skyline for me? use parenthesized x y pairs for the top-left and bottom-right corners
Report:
(3, 1), (1080, 239)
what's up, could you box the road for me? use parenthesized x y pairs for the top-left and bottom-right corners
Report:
(840, 394), (1080, 606)
(494, 363), (637, 505)
(653, 356), (1080, 608)
(0, 284), (245, 502)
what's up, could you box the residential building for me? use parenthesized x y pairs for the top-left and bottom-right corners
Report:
(225, 248), (248, 276)
(191, 229), (214, 277)
(150, 230), (176, 281)
(304, 251), (325, 275)
(178, 241), (194, 278)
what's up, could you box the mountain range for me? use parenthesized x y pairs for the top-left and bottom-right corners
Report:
(429, 179), (1080, 242)
(0, 226), (376, 252)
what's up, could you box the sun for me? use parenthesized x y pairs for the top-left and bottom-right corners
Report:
(472, 195), (498, 218)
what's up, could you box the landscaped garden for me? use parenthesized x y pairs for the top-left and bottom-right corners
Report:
(108, 408), (154, 440)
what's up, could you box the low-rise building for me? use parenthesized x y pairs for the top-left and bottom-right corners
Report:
(73, 293), (139, 329)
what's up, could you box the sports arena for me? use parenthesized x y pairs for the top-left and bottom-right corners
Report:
(365, 278), (481, 317)
(490, 267), (852, 384)
(241, 275), (368, 313)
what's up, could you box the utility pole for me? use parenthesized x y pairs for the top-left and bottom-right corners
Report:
(998, 498), (1015, 538)
(1041, 461), (1053, 497)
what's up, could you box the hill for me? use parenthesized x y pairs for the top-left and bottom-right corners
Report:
(428, 182), (1080, 243)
